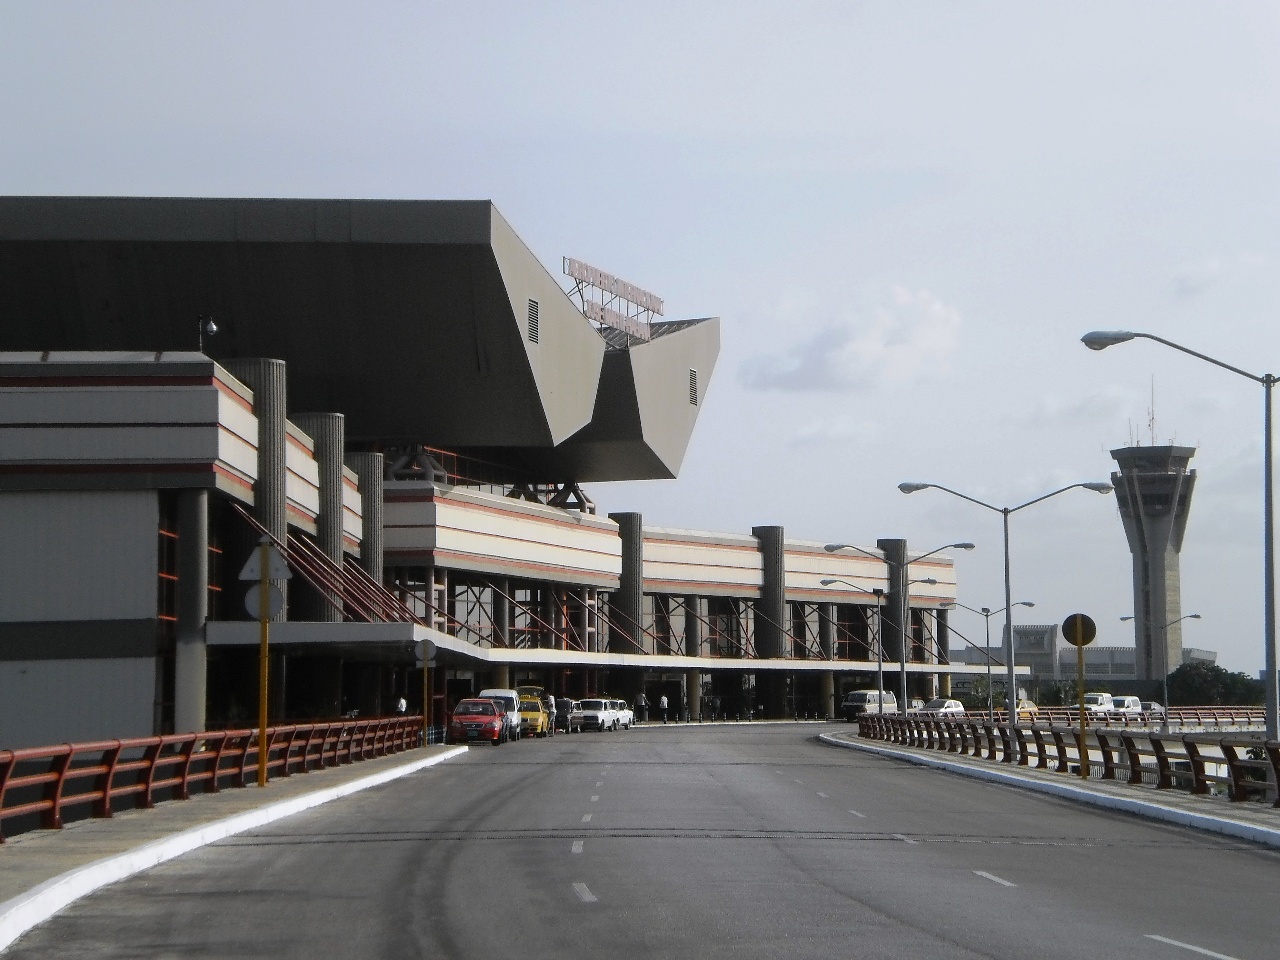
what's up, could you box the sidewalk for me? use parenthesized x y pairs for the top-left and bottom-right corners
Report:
(820, 731), (1280, 848)
(0, 744), (466, 953)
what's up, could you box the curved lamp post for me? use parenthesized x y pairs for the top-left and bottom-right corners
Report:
(898, 482), (1112, 719)
(823, 541), (974, 710)
(1121, 612), (1200, 732)
(951, 599), (1035, 717)
(1084, 329), (1276, 740)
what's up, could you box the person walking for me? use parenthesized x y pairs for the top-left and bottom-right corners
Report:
(659, 694), (668, 724)
(635, 690), (648, 724)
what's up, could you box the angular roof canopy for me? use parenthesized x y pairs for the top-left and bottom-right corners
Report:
(0, 197), (718, 481)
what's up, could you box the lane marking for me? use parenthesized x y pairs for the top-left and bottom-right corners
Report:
(792, 779), (804, 784)
(595, 781), (603, 786)
(572, 882), (598, 903)
(973, 871), (1016, 887)
(571, 840), (584, 854)
(581, 813), (592, 823)
(816, 792), (828, 798)
(590, 795), (600, 802)
(848, 810), (866, 818)
(893, 834), (918, 845)
(1144, 934), (1241, 959)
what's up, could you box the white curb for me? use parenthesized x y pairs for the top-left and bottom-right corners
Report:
(820, 734), (1280, 849)
(0, 746), (467, 953)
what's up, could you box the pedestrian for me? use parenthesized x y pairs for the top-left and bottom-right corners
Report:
(659, 693), (668, 724)
(635, 690), (648, 723)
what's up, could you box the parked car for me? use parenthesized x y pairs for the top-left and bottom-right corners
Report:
(1111, 695), (1143, 716)
(478, 688), (523, 741)
(839, 690), (898, 721)
(1083, 692), (1114, 715)
(447, 698), (506, 746)
(519, 697), (550, 737)
(922, 698), (965, 716)
(553, 697), (577, 732)
(575, 698), (617, 731)
(613, 699), (634, 728)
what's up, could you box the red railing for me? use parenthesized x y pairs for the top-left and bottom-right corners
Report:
(856, 714), (1280, 807)
(0, 715), (425, 843)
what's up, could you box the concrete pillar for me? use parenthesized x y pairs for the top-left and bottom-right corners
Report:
(878, 538), (909, 707)
(493, 664), (510, 688)
(225, 358), (289, 620)
(344, 452), (385, 583)
(294, 413), (345, 622)
(575, 587), (590, 652)
(684, 595), (701, 657)
(686, 669), (701, 721)
(609, 512), (644, 653)
(818, 603), (835, 660)
(937, 608), (952, 696)
(819, 670), (835, 720)
(174, 489), (208, 734)
(492, 579), (510, 647)
(752, 526), (786, 659)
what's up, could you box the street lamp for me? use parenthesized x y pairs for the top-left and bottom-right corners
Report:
(1083, 329), (1277, 740)
(951, 599), (1035, 717)
(824, 541), (974, 710)
(819, 579), (887, 711)
(197, 314), (218, 353)
(1120, 612), (1200, 732)
(899, 481), (1112, 720)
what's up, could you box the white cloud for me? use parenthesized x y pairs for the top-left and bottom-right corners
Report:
(739, 286), (961, 392)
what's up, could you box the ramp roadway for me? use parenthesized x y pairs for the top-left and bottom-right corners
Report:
(5, 725), (1279, 959)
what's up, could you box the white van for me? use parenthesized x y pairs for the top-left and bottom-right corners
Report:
(1111, 695), (1143, 716)
(840, 689), (898, 721)
(478, 688), (523, 741)
(1083, 692), (1114, 715)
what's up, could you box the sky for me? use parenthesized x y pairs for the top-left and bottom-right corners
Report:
(2, 2), (1278, 673)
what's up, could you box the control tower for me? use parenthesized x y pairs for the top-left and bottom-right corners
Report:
(1110, 445), (1197, 683)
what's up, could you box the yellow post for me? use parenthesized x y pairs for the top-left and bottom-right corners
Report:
(258, 541), (270, 788)
(1077, 623), (1088, 780)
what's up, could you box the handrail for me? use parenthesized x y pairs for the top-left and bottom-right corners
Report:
(855, 714), (1280, 809)
(0, 715), (425, 843)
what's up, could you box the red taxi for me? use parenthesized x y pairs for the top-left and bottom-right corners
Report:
(447, 698), (507, 745)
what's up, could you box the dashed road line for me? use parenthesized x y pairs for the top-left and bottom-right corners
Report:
(893, 834), (918, 845)
(595, 781), (603, 786)
(571, 840), (584, 854)
(973, 870), (1016, 887)
(591, 795), (600, 802)
(848, 810), (866, 818)
(1144, 934), (1240, 959)
(816, 792), (828, 798)
(572, 882), (598, 903)
(581, 813), (592, 823)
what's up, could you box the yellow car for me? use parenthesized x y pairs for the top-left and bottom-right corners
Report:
(1015, 699), (1040, 720)
(519, 698), (549, 738)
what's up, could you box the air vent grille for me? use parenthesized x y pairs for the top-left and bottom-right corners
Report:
(527, 300), (540, 343)
(689, 369), (698, 405)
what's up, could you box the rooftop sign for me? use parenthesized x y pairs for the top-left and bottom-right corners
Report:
(563, 257), (663, 343)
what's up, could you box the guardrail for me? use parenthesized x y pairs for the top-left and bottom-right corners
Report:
(856, 714), (1280, 807)
(954, 706), (1266, 729)
(0, 715), (425, 843)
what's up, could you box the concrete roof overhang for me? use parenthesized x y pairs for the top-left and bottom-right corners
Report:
(0, 197), (718, 482)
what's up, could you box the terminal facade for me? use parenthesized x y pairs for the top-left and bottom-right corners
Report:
(0, 197), (985, 749)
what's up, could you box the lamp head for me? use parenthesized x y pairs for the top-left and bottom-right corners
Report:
(898, 482), (930, 494)
(939, 602), (955, 609)
(819, 579), (837, 586)
(915, 578), (939, 585)
(823, 543), (848, 553)
(1081, 330), (1136, 351)
(951, 542), (976, 551)
(1083, 482), (1113, 494)
(1187, 613), (1202, 620)
(1017, 601), (1036, 609)
(1120, 615), (1134, 622)
(980, 607), (992, 615)
(204, 317), (218, 336)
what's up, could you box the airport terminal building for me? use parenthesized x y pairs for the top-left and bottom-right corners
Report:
(0, 197), (984, 749)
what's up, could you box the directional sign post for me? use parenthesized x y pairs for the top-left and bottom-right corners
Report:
(239, 537), (291, 787)
(1062, 613), (1097, 780)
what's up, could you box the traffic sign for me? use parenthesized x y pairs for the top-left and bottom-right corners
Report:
(1062, 613), (1096, 647)
(238, 537), (292, 581)
(245, 583), (285, 619)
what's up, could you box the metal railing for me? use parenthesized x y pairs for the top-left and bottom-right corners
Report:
(0, 715), (425, 843)
(856, 714), (1280, 807)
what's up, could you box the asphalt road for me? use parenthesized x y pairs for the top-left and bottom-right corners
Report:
(7, 724), (1280, 960)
